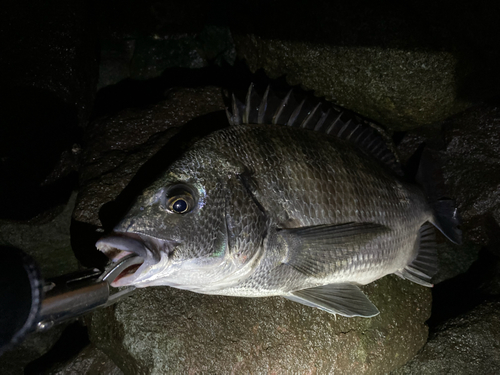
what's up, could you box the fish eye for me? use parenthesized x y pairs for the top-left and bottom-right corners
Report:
(171, 198), (188, 213)
(165, 184), (196, 214)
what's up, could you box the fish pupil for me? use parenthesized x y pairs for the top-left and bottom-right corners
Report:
(172, 199), (188, 213)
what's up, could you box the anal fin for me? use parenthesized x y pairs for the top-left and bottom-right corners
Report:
(285, 283), (379, 318)
(395, 222), (437, 287)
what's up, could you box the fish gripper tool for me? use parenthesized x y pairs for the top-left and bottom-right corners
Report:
(0, 247), (141, 355)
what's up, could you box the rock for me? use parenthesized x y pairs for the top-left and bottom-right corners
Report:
(393, 300), (500, 374)
(230, 1), (500, 130)
(440, 102), (500, 246)
(99, 27), (235, 84)
(0, 192), (79, 279)
(234, 35), (466, 131)
(97, 39), (137, 90)
(397, 101), (500, 247)
(395, 100), (500, 286)
(45, 344), (123, 375)
(0, 326), (67, 375)
(96, 1), (235, 87)
(432, 240), (480, 285)
(90, 276), (431, 374)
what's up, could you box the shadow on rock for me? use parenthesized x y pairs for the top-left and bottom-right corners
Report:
(0, 87), (82, 220)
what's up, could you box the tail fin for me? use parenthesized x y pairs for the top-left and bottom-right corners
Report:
(416, 148), (462, 245)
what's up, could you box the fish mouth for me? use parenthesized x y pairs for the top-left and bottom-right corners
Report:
(96, 232), (175, 287)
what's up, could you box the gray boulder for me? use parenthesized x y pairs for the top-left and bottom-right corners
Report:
(440, 103), (500, 246)
(230, 1), (500, 130)
(90, 276), (430, 374)
(393, 300), (500, 374)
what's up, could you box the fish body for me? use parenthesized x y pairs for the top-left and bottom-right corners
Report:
(97, 86), (461, 317)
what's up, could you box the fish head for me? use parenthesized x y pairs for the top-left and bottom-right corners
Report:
(96, 143), (267, 292)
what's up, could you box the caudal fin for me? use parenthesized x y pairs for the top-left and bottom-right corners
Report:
(416, 148), (462, 245)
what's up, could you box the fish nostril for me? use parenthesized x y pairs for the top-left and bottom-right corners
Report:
(125, 219), (136, 232)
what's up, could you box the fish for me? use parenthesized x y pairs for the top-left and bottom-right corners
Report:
(96, 84), (462, 318)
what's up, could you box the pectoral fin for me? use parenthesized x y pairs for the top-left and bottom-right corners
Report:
(278, 222), (389, 276)
(285, 283), (380, 318)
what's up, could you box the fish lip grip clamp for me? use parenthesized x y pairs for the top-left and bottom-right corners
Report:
(37, 254), (141, 332)
(0, 247), (140, 355)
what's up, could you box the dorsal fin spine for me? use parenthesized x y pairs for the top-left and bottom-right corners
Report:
(229, 84), (403, 176)
(273, 89), (292, 125)
(288, 99), (305, 126)
(231, 93), (240, 125)
(326, 112), (343, 134)
(226, 108), (233, 125)
(258, 86), (270, 124)
(345, 124), (361, 141)
(354, 128), (370, 143)
(244, 84), (253, 124)
(337, 119), (352, 138)
(314, 108), (330, 131)
(301, 102), (321, 129)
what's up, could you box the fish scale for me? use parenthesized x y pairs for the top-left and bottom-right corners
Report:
(95, 85), (461, 317)
(177, 124), (430, 296)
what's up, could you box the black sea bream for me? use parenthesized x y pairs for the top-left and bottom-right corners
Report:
(96, 85), (461, 317)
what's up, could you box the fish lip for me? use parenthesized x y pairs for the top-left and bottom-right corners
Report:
(95, 231), (179, 265)
(96, 232), (178, 286)
(96, 232), (177, 264)
(96, 232), (153, 262)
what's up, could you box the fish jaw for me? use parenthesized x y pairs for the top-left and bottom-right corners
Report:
(96, 232), (176, 287)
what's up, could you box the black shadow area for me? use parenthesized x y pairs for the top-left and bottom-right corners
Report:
(92, 63), (290, 120)
(24, 322), (89, 375)
(0, 87), (81, 220)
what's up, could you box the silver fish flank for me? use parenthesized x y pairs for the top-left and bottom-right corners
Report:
(96, 85), (461, 317)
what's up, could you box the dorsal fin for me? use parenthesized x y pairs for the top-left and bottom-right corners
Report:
(226, 84), (403, 176)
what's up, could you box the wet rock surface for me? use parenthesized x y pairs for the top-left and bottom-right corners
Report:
(393, 300), (500, 375)
(234, 35), (466, 131)
(90, 277), (430, 374)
